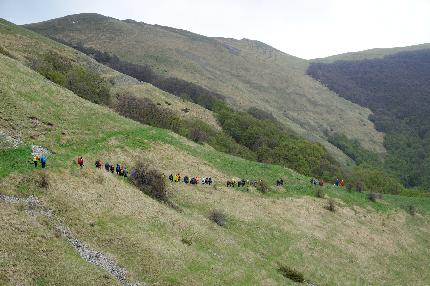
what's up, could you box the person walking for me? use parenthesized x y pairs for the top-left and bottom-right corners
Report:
(77, 157), (84, 169)
(40, 155), (47, 169)
(33, 155), (39, 168)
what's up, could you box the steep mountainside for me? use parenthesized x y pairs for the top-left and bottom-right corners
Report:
(0, 18), (221, 131)
(308, 49), (430, 189)
(25, 13), (386, 163)
(2, 35), (430, 286)
(1, 17), (430, 286)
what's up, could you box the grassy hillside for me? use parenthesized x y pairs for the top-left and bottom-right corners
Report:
(1, 39), (430, 286)
(24, 13), (386, 164)
(308, 49), (430, 190)
(0, 18), (221, 131)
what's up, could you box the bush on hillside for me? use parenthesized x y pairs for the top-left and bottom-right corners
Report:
(31, 51), (111, 105)
(407, 205), (417, 216)
(368, 192), (383, 202)
(209, 209), (226, 226)
(36, 173), (50, 189)
(255, 180), (270, 193)
(278, 264), (305, 283)
(316, 188), (325, 198)
(130, 162), (169, 204)
(115, 94), (181, 132)
(325, 199), (336, 212)
(355, 181), (365, 193)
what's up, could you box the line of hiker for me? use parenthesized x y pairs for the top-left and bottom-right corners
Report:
(310, 178), (345, 187)
(98, 159), (128, 177)
(33, 155), (48, 169)
(226, 178), (285, 188)
(75, 157), (128, 177)
(168, 174), (213, 185)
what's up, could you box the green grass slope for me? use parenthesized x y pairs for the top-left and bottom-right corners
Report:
(24, 13), (386, 163)
(1, 47), (430, 286)
(0, 18), (221, 131)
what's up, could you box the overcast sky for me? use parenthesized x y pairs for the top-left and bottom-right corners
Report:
(1, 0), (429, 59)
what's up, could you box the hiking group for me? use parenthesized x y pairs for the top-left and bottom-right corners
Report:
(310, 177), (345, 187)
(33, 155), (47, 169)
(75, 157), (128, 177)
(169, 173), (213, 185)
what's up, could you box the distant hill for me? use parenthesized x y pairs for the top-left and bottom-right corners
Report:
(313, 43), (430, 63)
(24, 13), (386, 165)
(308, 48), (430, 189)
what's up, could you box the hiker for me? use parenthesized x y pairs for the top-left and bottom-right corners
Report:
(33, 155), (39, 168)
(169, 174), (174, 181)
(104, 161), (110, 171)
(41, 155), (47, 169)
(184, 175), (189, 184)
(110, 164), (114, 173)
(208, 177), (212, 185)
(116, 164), (121, 175)
(319, 179), (324, 187)
(123, 166), (128, 177)
(276, 179), (284, 186)
(335, 178), (340, 187)
(95, 160), (101, 169)
(190, 177), (197, 185)
(119, 166), (125, 176)
(340, 179), (345, 187)
(77, 157), (84, 168)
(310, 178), (318, 186)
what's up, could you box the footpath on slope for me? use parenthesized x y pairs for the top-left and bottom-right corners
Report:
(0, 193), (144, 286)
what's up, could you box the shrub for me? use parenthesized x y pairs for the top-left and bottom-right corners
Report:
(0, 45), (14, 58)
(316, 188), (325, 198)
(355, 181), (365, 193)
(181, 237), (193, 246)
(130, 162), (169, 203)
(115, 94), (181, 132)
(31, 51), (111, 105)
(407, 205), (417, 216)
(36, 173), (49, 189)
(325, 199), (336, 212)
(189, 127), (208, 143)
(255, 180), (270, 193)
(278, 264), (304, 283)
(209, 209), (226, 226)
(368, 192), (383, 202)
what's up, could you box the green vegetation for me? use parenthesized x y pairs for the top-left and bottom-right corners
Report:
(309, 49), (430, 190)
(31, 51), (111, 105)
(215, 104), (342, 180)
(0, 17), (430, 286)
(328, 133), (381, 165)
(25, 13), (385, 162)
(1, 52), (430, 286)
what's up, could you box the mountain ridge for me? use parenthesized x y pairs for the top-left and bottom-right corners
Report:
(24, 13), (386, 164)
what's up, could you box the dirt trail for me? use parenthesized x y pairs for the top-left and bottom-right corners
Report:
(0, 193), (144, 286)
